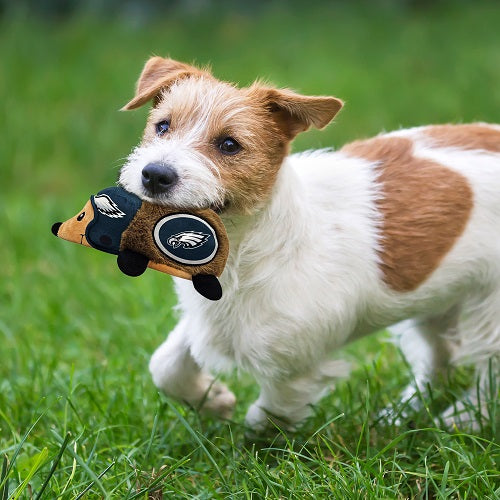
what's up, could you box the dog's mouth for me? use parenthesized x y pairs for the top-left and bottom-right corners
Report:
(209, 199), (230, 214)
(117, 174), (230, 214)
(120, 180), (230, 215)
(142, 192), (229, 214)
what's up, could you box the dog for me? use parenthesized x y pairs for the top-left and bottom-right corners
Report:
(118, 56), (500, 432)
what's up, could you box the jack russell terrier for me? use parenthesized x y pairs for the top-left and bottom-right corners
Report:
(119, 56), (500, 432)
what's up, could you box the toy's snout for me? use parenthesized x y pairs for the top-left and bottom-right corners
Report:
(51, 222), (62, 236)
(52, 200), (94, 247)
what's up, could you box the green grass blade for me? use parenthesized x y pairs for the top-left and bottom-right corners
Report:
(0, 411), (46, 492)
(439, 460), (450, 497)
(51, 431), (108, 497)
(74, 460), (115, 500)
(11, 448), (49, 500)
(0, 455), (9, 500)
(125, 454), (192, 500)
(164, 400), (228, 488)
(34, 432), (71, 500)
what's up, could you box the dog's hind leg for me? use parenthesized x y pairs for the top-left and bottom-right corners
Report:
(441, 285), (500, 430)
(383, 308), (458, 420)
(149, 317), (236, 418)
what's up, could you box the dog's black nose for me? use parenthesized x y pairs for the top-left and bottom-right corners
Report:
(142, 163), (178, 195)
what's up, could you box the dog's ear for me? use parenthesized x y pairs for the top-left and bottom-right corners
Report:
(251, 85), (343, 139)
(121, 57), (208, 111)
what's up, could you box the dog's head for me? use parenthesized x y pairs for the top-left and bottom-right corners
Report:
(119, 57), (343, 214)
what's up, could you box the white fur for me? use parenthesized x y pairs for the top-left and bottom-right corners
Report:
(133, 124), (500, 430)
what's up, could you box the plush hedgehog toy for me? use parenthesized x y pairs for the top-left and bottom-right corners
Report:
(51, 187), (229, 300)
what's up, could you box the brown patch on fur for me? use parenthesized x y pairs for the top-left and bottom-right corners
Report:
(122, 57), (211, 110)
(207, 84), (342, 212)
(199, 107), (289, 214)
(424, 124), (500, 153)
(248, 85), (343, 139)
(342, 136), (473, 292)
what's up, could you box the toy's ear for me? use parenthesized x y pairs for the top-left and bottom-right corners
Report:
(248, 84), (343, 139)
(52, 199), (94, 247)
(121, 56), (210, 110)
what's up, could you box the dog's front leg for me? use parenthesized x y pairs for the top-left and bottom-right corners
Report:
(149, 317), (236, 418)
(245, 359), (349, 432)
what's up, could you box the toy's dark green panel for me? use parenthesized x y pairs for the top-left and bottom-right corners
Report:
(85, 187), (142, 254)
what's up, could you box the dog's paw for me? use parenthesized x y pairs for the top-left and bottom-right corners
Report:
(441, 401), (480, 432)
(245, 403), (296, 434)
(376, 405), (405, 427)
(198, 381), (236, 419)
(245, 403), (269, 432)
(376, 384), (425, 427)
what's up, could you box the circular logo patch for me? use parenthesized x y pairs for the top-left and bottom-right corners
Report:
(153, 214), (218, 265)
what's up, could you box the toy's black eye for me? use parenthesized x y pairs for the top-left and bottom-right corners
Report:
(218, 137), (241, 155)
(77, 212), (85, 221)
(155, 120), (170, 136)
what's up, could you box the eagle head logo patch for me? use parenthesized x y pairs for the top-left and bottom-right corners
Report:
(153, 214), (218, 265)
(167, 231), (210, 249)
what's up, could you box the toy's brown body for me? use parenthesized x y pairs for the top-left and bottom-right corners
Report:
(121, 202), (228, 280)
(52, 187), (229, 300)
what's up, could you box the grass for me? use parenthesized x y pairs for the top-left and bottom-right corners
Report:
(1, 1), (499, 497)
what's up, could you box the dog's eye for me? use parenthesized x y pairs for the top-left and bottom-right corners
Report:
(77, 211), (85, 221)
(218, 137), (241, 155)
(155, 120), (170, 136)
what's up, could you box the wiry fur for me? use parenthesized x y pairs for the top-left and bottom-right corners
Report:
(120, 57), (500, 432)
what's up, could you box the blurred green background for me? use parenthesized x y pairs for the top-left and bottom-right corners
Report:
(0, 1), (499, 497)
